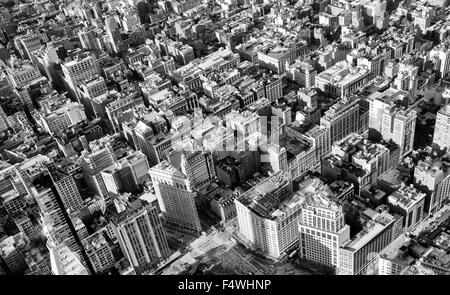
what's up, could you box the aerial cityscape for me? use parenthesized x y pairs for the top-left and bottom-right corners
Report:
(0, 0), (450, 277)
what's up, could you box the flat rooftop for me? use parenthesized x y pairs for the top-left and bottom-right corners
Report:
(342, 210), (395, 251)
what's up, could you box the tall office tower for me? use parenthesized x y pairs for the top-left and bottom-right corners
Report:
(436, 172), (450, 211)
(105, 17), (124, 53)
(429, 41), (450, 79)
(230, 151), (260, 181)
(179, 151), (216, 188)
(136, 0), (151, 23)
(149, 161), (202, 235)
(234, 171), (300, 258)
(134, 120), (159, 166)
(226, 110), (261, 150)
(79, 77), (108, 118)
(320, 98), (360, 145)
(368, 88), (409, 136)
(38, 101), (87, 136)
(72, 215), (89, 241)
(48, 242), (89, 275)
(387, 184), (426, 232)
(433, 104), (450, 151)
(78, 28), (106, 51)
(47, 163), (83, 212)
(393, 63), (419, 103)
(338, 208), (398, 275)
(351, 5), (365, 31)
(286, 60), (317, 89)
(31, 171), (90, 271)
(82, 231), (115, 274)
(123, 151), (150, 189)
(414, 158), (450, 214)
(111, 199), (170, 275)
(305, 125), (331, 166)
(0, 233), (28, 274)
(381, 105), (416, 156)
(14, 214), (39, 241)
(102, 150), (150, 197)
(6, 61), (41, 88)
(80, 139), (116, 205)
(0, 104), (8, 132)
(61, 52), (99, 100)
(298, 179), (351, 272)
(101, 164), (123, 197)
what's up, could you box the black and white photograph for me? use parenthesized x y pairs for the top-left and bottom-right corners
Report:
(0, 0), (449, 286)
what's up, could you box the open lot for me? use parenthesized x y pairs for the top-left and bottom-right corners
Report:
(160, 220), (312, 275)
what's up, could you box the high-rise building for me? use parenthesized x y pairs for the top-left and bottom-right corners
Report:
(101, 151), (150, 197)
(381, 105), (416, 156)
(101, 164), (123, 197)
(111, 199), (170, 275)
(305, 125), (331, 164)
(392, 63), (419, 102)
(149, 161), (202, 234)
(298, 179), (351, 272)
(429, 41), (450, 79)
(105, 17), (125, 53)
(133, 120), (159, 166)
(179, 151), (216, 188)
(387, 184), (426, 232)
(61, 52), (99, 100)
(331, 133), (397, 185)
(48, 162), (84, 212)
(368, 88), (409, 136)
(82, 231), (115, 274)
(320, 98), (360, 145)
(48, 242), (89, 275)
(436, 173), (450, 212)
(15, 33), (43, 60)
(80, 139), (116, 204)
(414, 158), (450, 214)
(0, 233), (28, 274)
(14, 214), (39, 241)
(31, 169), (89, 270)
(225, 110), (261, 150)
(0, 105), (8, 132)
(6, 61), (41, 88)
(37, 100), (87, 136)
(235, 171), (300, 258)
(433, 104), (450, 152)
(338, 208), (398, 275)
(123, 151), (150, 189)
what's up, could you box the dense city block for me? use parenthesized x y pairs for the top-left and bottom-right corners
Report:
(1, 0), (450, 276)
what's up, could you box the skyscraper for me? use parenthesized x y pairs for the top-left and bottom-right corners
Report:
(111, 199), (170, 275)
(48, 162), (84, 212)
(80, 139), (116, 204)
(180, 151), (216, 188)
(338, 208), (398, 275)
(48, 242), (89, 275)
(298, 179), (350, 272)
(101, 151), (150, 197)
(320, 98), (360, 145)
(31, 170), (90, 271)
(0, 104), (8, 132)
(381, 105), (416, 156)
(61, 52), (99, 100)
(13, 214), (39, 241)
(433, 104), (450, 152)
(149, 160), (202, 235)
(82, 230), (115, 274)
(234, 171), (299, 258)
